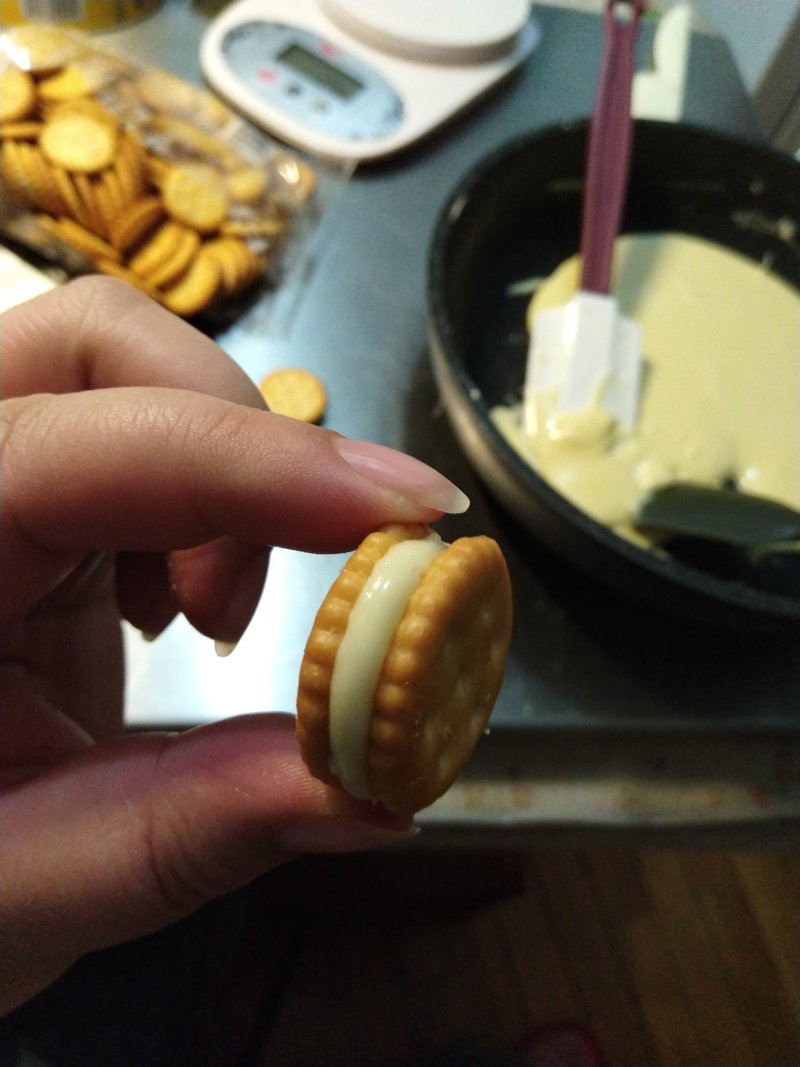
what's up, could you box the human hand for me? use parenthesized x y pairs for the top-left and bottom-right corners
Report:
(0, 277), (469, 1014)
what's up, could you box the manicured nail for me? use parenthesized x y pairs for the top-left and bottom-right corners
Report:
(277, 815), (418, 853)
(214, 547), (270, 649)
(334, 439), (469, 514)
(141, 630), (161, 643)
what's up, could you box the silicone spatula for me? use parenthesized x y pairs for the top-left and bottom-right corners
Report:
(525, 0), (645, 432)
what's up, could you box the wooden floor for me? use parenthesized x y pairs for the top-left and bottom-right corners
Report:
(216, 845), (800, 1067)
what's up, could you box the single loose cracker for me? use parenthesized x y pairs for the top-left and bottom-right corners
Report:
(296, 526), (512, 814)
(259, 367), (327, 424)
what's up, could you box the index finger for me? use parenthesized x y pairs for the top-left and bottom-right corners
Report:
(0, 276), (263, 409)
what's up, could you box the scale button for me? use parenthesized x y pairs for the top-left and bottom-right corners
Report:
(285, 82), (303, 96)
(310, 98), (329, 114)
(257, 67), (277, 82)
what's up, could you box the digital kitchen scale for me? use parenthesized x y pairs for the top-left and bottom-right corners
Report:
(200, 0), (540, 162)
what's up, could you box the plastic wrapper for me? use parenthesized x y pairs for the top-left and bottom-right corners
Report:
(0, 23), (348, 319)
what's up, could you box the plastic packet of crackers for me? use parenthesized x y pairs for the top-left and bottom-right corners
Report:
(0, 24), (348, 320)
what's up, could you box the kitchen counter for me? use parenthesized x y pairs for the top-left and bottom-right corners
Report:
(98, 1), (800, 837)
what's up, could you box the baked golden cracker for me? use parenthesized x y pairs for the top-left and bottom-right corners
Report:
(37, 67), (95, 104)
(128, 219), (187, 276)
(161, 163), (229, 235)
(0, 121), (43, 140)
(161, 246), (221, 317)
(40, 108), (119, 174)
(4, 25), (77, 76)
(37, 214), (120, 264)
(225, 166), (268, 204)
(259, 367), (327, 424)
(108, 195), (164, 253)
(0, 69), (36, 124)
(146, 226), (200, 289)
(297, 525), (512, 814)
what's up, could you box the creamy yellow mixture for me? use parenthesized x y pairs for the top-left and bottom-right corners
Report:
(328, 533), (445, 800)
(491, 233), (800, 542)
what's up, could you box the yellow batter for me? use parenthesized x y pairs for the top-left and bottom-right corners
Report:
(491, 233), (800, 543)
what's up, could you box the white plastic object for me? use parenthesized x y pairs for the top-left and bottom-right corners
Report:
(200, 0), (539, 162)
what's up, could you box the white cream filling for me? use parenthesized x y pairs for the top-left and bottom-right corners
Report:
(329, 533), (445, 800)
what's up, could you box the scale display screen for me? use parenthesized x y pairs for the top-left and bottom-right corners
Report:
(278, 42), (364, 100)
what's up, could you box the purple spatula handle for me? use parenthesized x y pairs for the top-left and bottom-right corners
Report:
(579, 0), (645, 295)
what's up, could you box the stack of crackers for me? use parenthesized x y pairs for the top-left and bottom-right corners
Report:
(0, 25), (319, 317)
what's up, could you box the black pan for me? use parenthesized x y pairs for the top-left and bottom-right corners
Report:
(427, 120), (800, 628)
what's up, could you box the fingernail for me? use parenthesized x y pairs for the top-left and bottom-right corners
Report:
(334, 439), (469, 515)
(214, 546), (270, 647)
(141, 629), (161, 643)
(277, 815), (418, 853)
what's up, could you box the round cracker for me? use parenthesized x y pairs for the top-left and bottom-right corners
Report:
(37, 67), (94, 103)
(221, 217), (284, 239)
(369, 535), (512, 813)
(108, 195), (164, 253)
(161, 163), (229, 235)
(38, 215), (120, 264)
(114, 131), (146, 202)
(50, 166), (90, 225)
(161, 246), (221, 317)
(40, 109), (118, 174)
(72, 171), (107, 238)
(1, 140), (36, 205)
(128, 219), (188, 277)
(258, 367), (327, 424)
(2, 141), (61, 214)
(296, 527), (512, 813)
(146, 226), (200, 289)
(0, 120), (43, 140)
(4, 25), (77, 75)
(203, 236), (249, 293)
(225, 166), (268, 203)
(0, 68), (35, 122)
(0, 69), (36, 124)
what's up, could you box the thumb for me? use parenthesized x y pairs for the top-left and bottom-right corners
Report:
(0, 714), (411, 1014)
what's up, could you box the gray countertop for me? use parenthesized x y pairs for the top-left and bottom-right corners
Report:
(101, 2), (800, 830)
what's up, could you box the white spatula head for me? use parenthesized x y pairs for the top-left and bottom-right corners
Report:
(525, 291), (642, 431)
